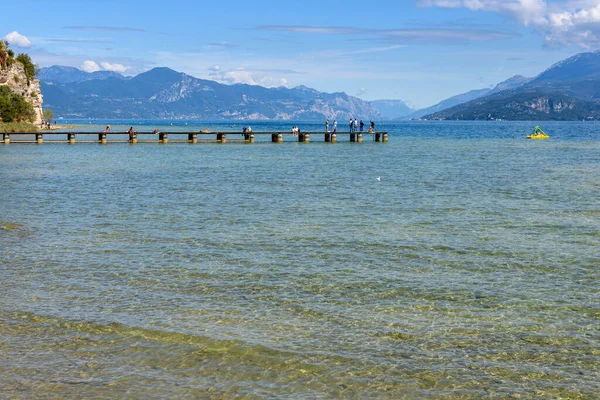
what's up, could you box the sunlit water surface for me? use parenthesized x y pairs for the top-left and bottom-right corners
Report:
(1, 121), (599, 398)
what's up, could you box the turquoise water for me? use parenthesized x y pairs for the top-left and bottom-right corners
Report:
(1, 121), (598, 398)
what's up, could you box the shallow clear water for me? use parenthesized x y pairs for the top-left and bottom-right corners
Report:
(1, 121), (599, 398)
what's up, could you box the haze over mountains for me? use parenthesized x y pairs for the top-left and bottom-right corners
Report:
(39, 50), (600, 121)
(369, 100), (414, 120)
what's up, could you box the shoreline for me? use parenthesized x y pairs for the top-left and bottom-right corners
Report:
(41, 124), (79, 131)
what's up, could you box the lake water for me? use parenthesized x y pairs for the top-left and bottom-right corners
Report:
(1, 121), (598, 398)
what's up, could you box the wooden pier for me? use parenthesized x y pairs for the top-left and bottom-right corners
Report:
(2, 131), (389, 144)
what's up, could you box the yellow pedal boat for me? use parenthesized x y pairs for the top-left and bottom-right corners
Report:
(527, 126), (549, 140)
(527, 133), (549, 140)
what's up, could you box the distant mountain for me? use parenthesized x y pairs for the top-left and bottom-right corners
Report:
(530, 51), (600, 83)
(410, 88), (491, 119)
(423, 51), (600, 120)
(410, 75), (532, 119)
(38, 66), (127, 84)
(40, 66), (379, 120)
(487, 75), (532, 94)
(369, 99), (414, 120)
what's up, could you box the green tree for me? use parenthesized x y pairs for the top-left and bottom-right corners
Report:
(0, 85), (35, 123)
(12, 94), (35, 122)
(0, 92), (16, 122)
(43, 109), (54, 123)
(15, 53), (37, 84)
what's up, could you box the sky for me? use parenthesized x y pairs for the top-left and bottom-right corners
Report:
(3, 0), (600, 108)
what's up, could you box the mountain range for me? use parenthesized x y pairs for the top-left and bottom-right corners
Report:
(40, 66), (378, 120)
(423, 51), (600, 120)
(369, 100), (414, 120)
(39, 50), (600, 121)
(38, 66), (127, 84)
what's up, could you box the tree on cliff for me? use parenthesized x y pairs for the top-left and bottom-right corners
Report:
(1, 41), (36, 83)
(15, 53), (36, 85)
(0, 86), (35, 123)
(0, 41), (15, 70)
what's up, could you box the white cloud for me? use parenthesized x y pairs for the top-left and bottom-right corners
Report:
(544, 3), (600, 47)
(208, 66), (291, 87)
(82, 60), (101, 72)
(418, 0), (600, 48)
(100, 61), (128, 73)
(3, 31), (32, 48)
(418, 0), (547, 25)
(81, 60), (130, 74)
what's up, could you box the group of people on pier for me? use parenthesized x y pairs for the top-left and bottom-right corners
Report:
(325, 118), (374, 133)
(102, 125), (137, 140)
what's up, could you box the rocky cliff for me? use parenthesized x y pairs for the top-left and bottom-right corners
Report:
(0, 63), (44, 125)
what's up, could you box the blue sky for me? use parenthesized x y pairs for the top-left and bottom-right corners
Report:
(4, 0), (600, 108)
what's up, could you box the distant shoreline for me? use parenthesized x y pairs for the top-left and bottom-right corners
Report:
(42, 124), (79, 131)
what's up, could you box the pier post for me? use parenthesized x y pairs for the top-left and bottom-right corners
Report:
(217, 133), (227, 143)
(159, 132), (168, 143)
(189, 133), (198, 143)
(331, 133), (337, 143)
(298, 133), (310, 142)
(277, 133), (283, 143)
(36, 132), (43, 144)
(357, 133), (363, 143)
(383, 133), (388, 143)
(130, 134), (138, 144)
(350, 133), (356, 142)
(272, 133), (278, 143)
(325, 133), (331, 142)
(99, 133), (107, 144)
(375, 133), (381, 142)
(3, 133), (10, 144)
(68, 133), (76, 144)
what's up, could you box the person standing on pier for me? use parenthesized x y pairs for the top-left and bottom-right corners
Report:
(349, 118), (354, 132)
(103, 125), (111, 133)
(359, 120), (364, 132)
(128, 127), (135, 141)
(333, 120), (337, 133)
(353, 118), (358, 132)
(325, 119), (329, 132)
